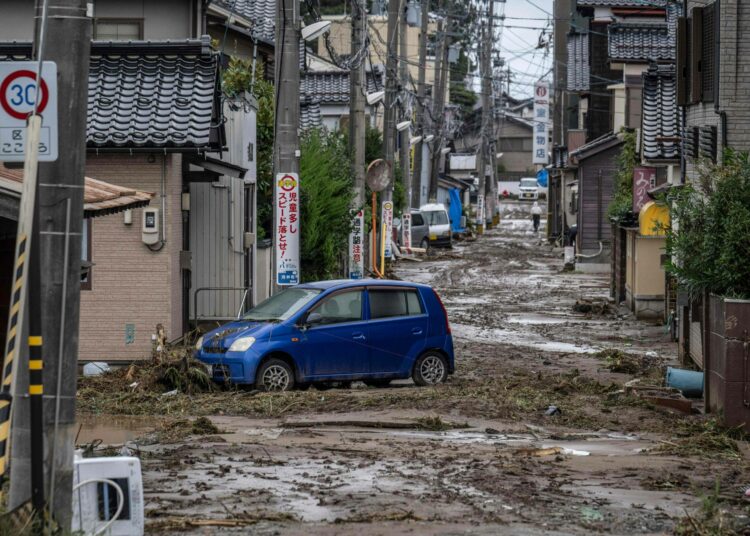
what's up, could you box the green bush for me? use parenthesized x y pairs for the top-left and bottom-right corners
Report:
(299, 130), (355, 281)
(607, 129), (638, 221)
(665, 151), (750, 299)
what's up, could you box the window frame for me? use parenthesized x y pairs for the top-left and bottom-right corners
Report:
(366, 287), (426, 321)
(93, 18), (144, 41)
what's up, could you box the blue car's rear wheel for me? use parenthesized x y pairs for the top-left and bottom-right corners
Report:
(256, 358), (295, 392)
(412, 352), (448, 386)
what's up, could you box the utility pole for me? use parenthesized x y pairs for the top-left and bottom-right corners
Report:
(399, 1), (410, 208)
(383, 0), (400, 204)
(477, 4), (493, 233)
(485, 0), (499, 228)
(273, 0), (300, 289)
(349, 0), (366, 208)
(411, 0), (429, 208)
(12, 0), (91, 530)
(429, 1), (449, 202)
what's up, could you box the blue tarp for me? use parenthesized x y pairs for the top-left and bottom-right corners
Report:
(536, 168), (549, 187)
(448, 188), (465, 232)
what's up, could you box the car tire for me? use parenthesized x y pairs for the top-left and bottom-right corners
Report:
(420, 238), (429, 250)
(412, 352), (448, 386)
(364, 379), (392, 388)
(255, 358), (295, 392)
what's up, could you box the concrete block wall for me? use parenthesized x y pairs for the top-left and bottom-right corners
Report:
(80, 153), (183, 362)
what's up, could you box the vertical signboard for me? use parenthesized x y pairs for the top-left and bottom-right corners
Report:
(532, 81), (549, 165)
(0, 62), (58, 162)
(382, 200), (394, 258)
(633, 167), (656, 213)
(275, 173), (300, 286)
(348, 210), (364, 279)
(401, 212), (412, 249)
(475, 193), (485, 226)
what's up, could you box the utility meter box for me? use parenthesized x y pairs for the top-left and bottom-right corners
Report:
(142, 208), (160, 245)
(72, 454), (144, 535)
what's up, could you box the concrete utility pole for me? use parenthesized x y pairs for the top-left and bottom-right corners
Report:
(19, 0), (90, 529)
(411, 0), (429, 208)
(382, 0), (400, 204)
(272, 0), (300, 289)
(429, 0), (449, 203)
(485, 0), (498, 228)
(477, 2), (493, 233)
(399, 1), (410, 208)
(349, 0), (366, 208)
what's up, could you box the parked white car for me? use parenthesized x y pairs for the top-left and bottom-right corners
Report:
(419, 203), (452, 248)
(518, 178), (539, 201)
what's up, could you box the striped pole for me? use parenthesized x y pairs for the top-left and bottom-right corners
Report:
(0, 116), (42, 488)
(29, 333), (44, 513)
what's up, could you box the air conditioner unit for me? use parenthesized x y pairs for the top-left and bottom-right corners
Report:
(72, 454), (144, 535)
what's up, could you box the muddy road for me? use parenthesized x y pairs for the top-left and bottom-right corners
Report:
(78, 202), (749, 535)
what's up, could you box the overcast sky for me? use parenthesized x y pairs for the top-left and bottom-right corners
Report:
(494, 0), (554, 98)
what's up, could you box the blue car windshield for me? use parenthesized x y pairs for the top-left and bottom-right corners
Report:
(243, 288), (322, 321)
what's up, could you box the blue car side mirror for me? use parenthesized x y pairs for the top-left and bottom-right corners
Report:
(306, 312), (323, 326)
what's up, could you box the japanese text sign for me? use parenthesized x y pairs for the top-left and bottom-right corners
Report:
(275, 173), (300, 286)
(348, 210), (364, 279)
(532, 81), (549, 165)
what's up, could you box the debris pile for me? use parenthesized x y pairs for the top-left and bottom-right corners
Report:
(572, 299), (611, 315)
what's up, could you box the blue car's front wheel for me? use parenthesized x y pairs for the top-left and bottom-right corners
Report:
(256, 358), (295, 392)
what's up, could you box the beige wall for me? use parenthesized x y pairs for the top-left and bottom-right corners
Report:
(319, 15), (440, 93)
(633, 236), (666, 297)
(80, 153), (183, 362)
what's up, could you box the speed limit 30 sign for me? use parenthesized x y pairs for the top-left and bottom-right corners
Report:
(0, 61), (58, 162)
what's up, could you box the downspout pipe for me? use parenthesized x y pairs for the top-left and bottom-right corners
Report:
(713, 0), (727, 154)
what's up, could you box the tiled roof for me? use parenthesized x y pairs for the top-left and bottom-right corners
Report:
(608, 22), (674, 62)
(569, 132), (623, 161)
(213, 0), (276, 43)
(301, 70), (382, 104)
(642, 63), (680, 160)
(0, 39), (222, 150)
(576, 0), (667, 7)
(567, 32), (589, 91)
(0, 165), (153, 218)
(300, 96), (323, 131)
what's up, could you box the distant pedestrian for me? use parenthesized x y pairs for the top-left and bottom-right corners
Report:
(530, 202), (542, 232)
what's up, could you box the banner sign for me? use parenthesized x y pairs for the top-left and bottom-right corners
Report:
(348, 210), (364, 279)
(382, 200), (394, 258)
(402, 212), (412, 249)
(633, 167), (656, 213)
(475, 193), (485, 226)
(275, 173), (300, 286)
(532, 81), (549, 165)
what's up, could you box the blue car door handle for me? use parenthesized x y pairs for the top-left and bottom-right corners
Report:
(353, 332), (366, 341)
(411, 327), (423, 335)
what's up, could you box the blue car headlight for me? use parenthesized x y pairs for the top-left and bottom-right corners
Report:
(194, 335), (204, 351)
(229, 336), (256, 352)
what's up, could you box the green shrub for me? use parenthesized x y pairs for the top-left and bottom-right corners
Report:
(665, 151), (750, 299)
(607, 129), (638, 221)
(299, 130), (355, 281)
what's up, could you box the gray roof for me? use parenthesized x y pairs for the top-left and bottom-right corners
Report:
(576, 0), (667, 7)
(213, 0), (276, 43)
(642, 63), (679, 160)
(569, 132), (623, 161)
(0, 39), (222, 150)
(567, 32), (590, 91)
(300, 96), (323, 131)
(608, 22), (674, 62)
(301, 70), (382, 104)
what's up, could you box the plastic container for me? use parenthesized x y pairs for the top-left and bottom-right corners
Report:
(666, 367), (704, 398)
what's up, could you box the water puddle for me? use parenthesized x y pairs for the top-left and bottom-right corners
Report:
(76, 414), (160, 445)
(452, 323), (600, 354)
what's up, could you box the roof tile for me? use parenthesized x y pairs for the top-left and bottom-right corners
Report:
(608, 22), (674, 62)
(567, 33), (590, 91)
(641, 62), (680, 160)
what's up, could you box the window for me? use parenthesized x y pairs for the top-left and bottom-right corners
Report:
(310, 290), (363, 325)
(423, 210), (448, 225)
(369, 289), (424, 319)
(411, 213), (424, 226)
(679, 2), (718, 104)
(498, 138), (533, 152)
(94, 19), (143, 41)
(81, 219), (92, 290)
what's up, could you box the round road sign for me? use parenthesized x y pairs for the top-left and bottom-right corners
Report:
(0, 70), (50, 120)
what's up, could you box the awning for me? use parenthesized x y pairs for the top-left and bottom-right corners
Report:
(0, 165), (153, 219)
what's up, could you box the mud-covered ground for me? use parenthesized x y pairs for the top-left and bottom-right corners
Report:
(78, 202), (750, 535)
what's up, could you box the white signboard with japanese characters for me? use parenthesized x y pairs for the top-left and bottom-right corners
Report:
(401, 212), (412, 249)
(348, 210), (364, 279)
(0, 62), (58, 162)
(532, 81), (549, 165)
(475, 193), (485, 226)
(275, 173), (300, 286)
(382, 200), (394, 258)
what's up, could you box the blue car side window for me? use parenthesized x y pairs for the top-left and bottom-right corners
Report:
(369, 289), (424, 319)
(310, 290), (363, 326)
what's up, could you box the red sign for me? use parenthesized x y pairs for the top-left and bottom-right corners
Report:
(0, 70), (50, 120)
(633, 167), (656, 213)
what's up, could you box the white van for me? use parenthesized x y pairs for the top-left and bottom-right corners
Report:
(518, 177), (540, 201)
(419, 203), (452, 248)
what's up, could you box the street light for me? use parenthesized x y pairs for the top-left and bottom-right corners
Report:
(410, 135), (422, 146)
(496, 152), (504, 159)
(301, 20), (331, 42)
(423, 134), (435, 143)
(366, 90), (385, 105)
(440, 147), (451, 155)
(396, 120), (412, 132)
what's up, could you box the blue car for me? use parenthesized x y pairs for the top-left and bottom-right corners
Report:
(194, 279), (454, 391)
